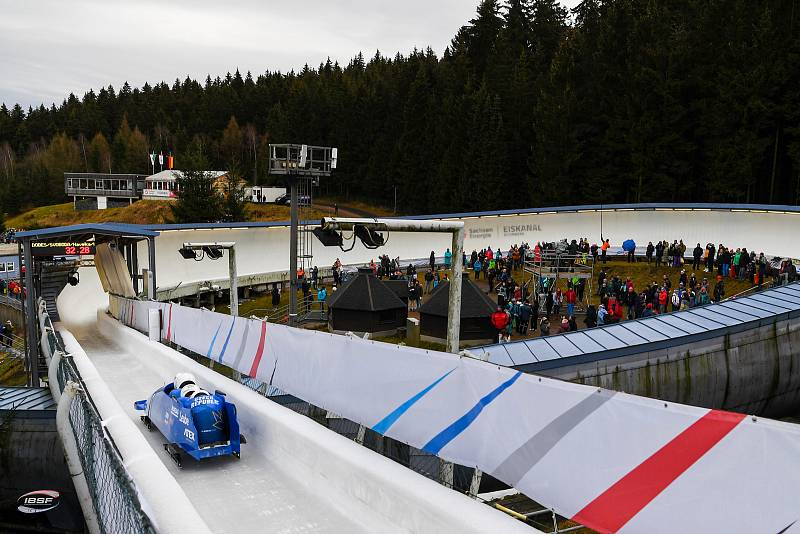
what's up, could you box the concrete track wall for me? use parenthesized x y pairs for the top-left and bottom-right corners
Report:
(540, 314), (800, 417)
(138, 205), (800, 299)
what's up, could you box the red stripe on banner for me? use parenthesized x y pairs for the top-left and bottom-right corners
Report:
(248, 322), (268, 377)
(572, 409), (746, 533)
(166, 304), (173, 341)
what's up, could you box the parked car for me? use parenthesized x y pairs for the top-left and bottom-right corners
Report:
(275, 193), (311, 206)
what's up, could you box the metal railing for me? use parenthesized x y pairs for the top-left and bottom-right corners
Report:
(41, 311), (156, 534)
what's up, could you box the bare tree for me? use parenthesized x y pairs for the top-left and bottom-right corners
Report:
(244, 124), (258, 185)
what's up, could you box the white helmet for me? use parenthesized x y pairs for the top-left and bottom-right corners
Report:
(194, 389), (209, 398)
(174, 373), (196, 390)
(180, 383), (202, 398)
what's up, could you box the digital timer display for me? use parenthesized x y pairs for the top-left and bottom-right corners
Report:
(31, 241), (96, 256)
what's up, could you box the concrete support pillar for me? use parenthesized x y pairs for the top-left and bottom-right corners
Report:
(22, 238), (39, 387)
(147, 236), (157, 301)
(228, 246), (238, 317)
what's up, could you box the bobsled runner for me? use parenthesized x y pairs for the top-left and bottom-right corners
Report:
(134, 373), (245, 467)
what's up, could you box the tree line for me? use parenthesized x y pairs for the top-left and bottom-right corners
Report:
(1, 0), (799, 219)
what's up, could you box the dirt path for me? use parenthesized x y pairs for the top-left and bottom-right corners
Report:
(314, 202), (382, 218)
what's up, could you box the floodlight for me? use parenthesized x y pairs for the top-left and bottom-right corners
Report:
(313, 227), (344, 247)
(354, 224), (385, 249)
(203, 246), (223, 260)
(178, 247), (197, 260)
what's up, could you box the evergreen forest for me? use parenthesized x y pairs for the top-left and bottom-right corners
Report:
(1, 0), (799, 218)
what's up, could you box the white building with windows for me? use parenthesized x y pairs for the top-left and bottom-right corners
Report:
(65, 173), (146, 210)
(142, 170), (229, 200)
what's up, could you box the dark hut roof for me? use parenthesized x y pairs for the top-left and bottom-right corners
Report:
(327, 273), (406, 311)
(418, 278), (496, 318)
(383, 279), (410, 300)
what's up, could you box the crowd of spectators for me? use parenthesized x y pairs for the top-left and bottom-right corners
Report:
(278, 235), (796, 343)
(0, 228), (24, 244)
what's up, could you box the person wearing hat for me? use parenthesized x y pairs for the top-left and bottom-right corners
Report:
(597, 304), (608, 326)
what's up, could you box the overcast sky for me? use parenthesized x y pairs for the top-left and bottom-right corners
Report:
(1, 0), (580, 109)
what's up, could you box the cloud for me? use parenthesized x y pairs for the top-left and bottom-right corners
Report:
(0, 0), (581, 109)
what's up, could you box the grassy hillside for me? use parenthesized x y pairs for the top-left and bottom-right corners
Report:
(6, 200), (329, 230)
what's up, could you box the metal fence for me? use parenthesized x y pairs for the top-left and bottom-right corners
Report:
(41, 311), (156, 534)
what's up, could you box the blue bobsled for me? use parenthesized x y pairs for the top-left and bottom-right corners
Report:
(134, 379), (244, 467)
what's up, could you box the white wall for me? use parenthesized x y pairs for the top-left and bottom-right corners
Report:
(139, 207), (800, 292)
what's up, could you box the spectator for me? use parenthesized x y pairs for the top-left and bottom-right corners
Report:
(584, 305), (597, 328)
(601, 239), (610, 264)
(317, 286), (327, 312)
(491, 306), (510, 343)
(693, 243), (703, 271)
(655, 240), (665, 266)
(597, 304), (608, 326)
(271, 283), (280, 307)
(444, 248), (452, 268)
(713, 276), (725, 302)
(518, 300), (532, 335)
(539, 316), (551, 337)
(646, 241), (654, 263)
(424, 270), (434, 294)
(408, 283), (418, 311)
(429, 251), (436, 272)
(568, 315), (578, 332)
(565, 286), (577, 317)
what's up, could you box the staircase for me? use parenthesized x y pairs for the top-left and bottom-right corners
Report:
(39, 266), (74, 322)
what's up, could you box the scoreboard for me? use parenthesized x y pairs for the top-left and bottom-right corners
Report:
(31, 241), (96, 256)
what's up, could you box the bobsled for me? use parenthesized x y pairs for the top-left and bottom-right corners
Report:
(134, 373), (245, 467)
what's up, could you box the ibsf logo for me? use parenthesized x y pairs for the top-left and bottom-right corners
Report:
(17, 490), (61, 514)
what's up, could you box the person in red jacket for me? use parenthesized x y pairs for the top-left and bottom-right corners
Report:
(490, 306), (510, 343)
(658, 287), (668, 313)
(565, 287), (577, 316)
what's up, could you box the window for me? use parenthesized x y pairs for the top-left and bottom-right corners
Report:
(7, 262), (15, 272)
(0, 263), (6, 273)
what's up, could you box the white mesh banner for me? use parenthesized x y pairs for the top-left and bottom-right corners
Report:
(109, 296), (800, 534)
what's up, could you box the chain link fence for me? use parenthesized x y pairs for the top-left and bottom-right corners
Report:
(42, 311), (156, 534)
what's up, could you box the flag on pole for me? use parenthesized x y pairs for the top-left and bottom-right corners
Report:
(158, 152), (164, 166)
(149, 153), (155, 165)
(167, 153), (174, 170)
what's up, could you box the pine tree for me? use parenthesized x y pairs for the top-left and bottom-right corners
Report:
(170, 145), (222, 223)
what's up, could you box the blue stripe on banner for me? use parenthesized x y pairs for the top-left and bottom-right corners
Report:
(217, 317), (236, 362)
(206, 321), (224, 358)
(372, 368), (456, 435)
(423, 371), (523, 455)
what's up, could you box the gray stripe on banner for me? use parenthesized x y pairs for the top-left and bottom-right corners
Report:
(493, 390), (616, 486)
(231, 319), (252, 370)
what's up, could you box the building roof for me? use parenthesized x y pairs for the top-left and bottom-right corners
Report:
(327, 273), (406, 312)
(16, 222), (158, 240)
(418, 277), (497, 319)
(146, 170), (228, 181)
(471, 282), (800, 371)
(0, 387), (56, 412)
(383, 279), (409, 300)
(0, 243), (18, 256)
